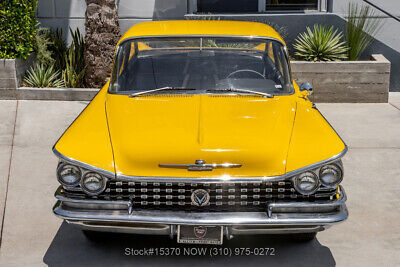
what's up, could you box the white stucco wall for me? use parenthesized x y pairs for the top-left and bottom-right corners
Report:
(35, 0), (400, 90)
(332, 0), (400, 52)
(37, 0), (188, 42)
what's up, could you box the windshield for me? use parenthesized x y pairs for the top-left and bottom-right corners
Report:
(109, 37), (292, 95)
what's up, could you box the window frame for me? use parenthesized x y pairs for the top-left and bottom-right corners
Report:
(108, 35), (295, 95)
(188, 0), (327, 13)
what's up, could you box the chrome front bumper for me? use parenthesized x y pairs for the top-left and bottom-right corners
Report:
(53, 186), (348, 237)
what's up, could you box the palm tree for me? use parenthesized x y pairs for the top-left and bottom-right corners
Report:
(84, 0), (121, 88)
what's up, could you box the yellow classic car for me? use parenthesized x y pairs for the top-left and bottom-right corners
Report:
(53, 20), (348, 244)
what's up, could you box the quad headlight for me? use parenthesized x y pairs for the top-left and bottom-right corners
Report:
(81, 172), (106, 195)
(292, 161), (343, 195)
(293, 171), (319, 195)
(57, 162), (107, 195)
(319, 164), (343, 188)
(57, 163), (81, 187)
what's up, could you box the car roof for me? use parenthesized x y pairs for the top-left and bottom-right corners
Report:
(118, 20), (285, 45)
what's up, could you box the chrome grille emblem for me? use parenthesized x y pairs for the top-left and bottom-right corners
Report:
(191, 189), (210, 206)
(159, 159), (242, 171)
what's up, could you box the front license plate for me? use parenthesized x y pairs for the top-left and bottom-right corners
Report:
(177, 225), (223, 245)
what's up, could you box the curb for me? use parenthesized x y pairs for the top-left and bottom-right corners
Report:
(0, 87), (100, 101)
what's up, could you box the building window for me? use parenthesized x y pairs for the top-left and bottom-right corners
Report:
(194, 0), (321, 13)
(266, 0), (318, 11)
(197, 0), (259, 13)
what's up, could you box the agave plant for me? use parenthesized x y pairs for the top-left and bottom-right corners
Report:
(294, 24), (348, 61)
(346, 2), (383, 61)
(24, 64), (65, 88)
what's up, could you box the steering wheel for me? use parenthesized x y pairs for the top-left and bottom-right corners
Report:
(227, 69), (265, 79)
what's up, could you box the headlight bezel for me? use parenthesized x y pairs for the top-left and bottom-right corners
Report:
(291, 160), (344, 195)
(56, 160), (109, 196)
(292, 171), (320, 195)
(56, 163), (82, 187)
(80, 172), (107, 196)
(319, 163), (343, 188)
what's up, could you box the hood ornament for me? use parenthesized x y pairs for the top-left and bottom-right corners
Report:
(159, 159), (242, 171)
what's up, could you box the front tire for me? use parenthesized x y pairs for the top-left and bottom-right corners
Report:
(82, 230), (103, 242)
(291, 232), (317, 242)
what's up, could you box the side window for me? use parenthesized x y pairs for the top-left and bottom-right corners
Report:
(267, 42), (275, 63)
(118, 44), (131, 76)
(272, 42), (290, 88)
(110, 43), (131, 92)
(128, 42), (136, 61)
(274, 45), (284, 75)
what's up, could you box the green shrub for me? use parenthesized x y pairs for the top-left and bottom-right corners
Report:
(62, 28), (85, 88)
(346, 2), (383, 60)
(294, 24), (348, 61)
(23, 27), (86, 88)
(0, 0), (37, 59)
(24, 63), (65, 88)
(35, 27), (54, 66)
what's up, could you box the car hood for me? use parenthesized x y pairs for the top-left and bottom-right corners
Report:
(105, 94), (297, 177)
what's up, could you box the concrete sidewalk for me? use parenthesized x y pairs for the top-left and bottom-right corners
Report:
(0, 95), (399, 266)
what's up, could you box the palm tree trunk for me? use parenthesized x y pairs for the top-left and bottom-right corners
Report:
(84, 0), (120, 88)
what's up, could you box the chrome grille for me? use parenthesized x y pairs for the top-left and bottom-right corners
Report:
(64, 180), (338, 212)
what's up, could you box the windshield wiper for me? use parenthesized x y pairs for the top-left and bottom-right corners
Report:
(206, 88), (273, 98)
(129, 87), (197, 98)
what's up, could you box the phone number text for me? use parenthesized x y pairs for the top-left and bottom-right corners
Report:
(124, 247), (276, 257)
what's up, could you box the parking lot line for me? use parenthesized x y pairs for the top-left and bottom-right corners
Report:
(0, 101), (17, 245)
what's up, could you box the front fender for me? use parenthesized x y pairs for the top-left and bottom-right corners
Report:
(53, 84), (115, 175)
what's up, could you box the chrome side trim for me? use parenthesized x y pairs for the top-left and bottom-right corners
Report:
(53, 148), (115, 178)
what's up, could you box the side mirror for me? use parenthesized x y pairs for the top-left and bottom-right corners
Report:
(300, 82), (313, 95)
